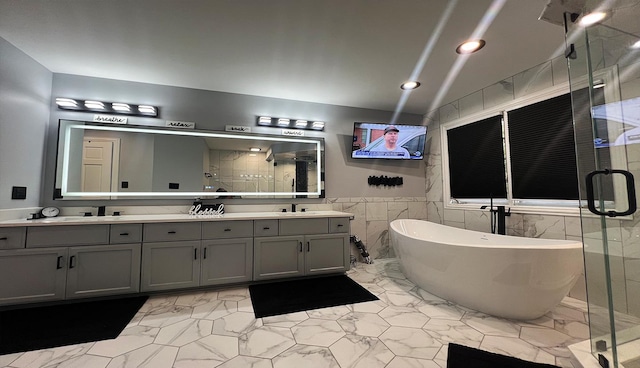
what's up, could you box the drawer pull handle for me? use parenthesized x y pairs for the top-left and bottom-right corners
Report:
(224, 228), (231, 232)
(337, 224), (344, 227)
(120, 232), (129, 236)
(307, 242), (310, 252)
(204, 248), (207, 259)
(194, 248), (198, 260)
(299, 242), (303, 252)
(0, 237), (7, 240)
(69, 255), (76, 269)
(168, 231), (177, 234)
(56, 256), (64, 269)
(263, 227), (270, 230)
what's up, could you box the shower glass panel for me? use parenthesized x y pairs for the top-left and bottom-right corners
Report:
(566, 1), (640, 367)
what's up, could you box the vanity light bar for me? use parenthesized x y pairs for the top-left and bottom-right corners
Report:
(55, 97), (159, 117)
(256, 116), (325, 131)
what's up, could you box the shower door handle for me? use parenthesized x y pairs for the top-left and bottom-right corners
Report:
(585, 169), (637, 217)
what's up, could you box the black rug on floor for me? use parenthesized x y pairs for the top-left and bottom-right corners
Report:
(249, 275), (378, 318)
(447, 343), (560, 368)
(0, 295), (148, 355)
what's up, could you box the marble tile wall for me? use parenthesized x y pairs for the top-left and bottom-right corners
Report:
(423, 50), (640, 317)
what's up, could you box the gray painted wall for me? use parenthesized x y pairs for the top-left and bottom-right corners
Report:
(42, 73), (425, 207)
(0, 37), (52, 209)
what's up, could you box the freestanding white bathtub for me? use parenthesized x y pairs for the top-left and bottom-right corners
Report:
(389, 219), (583, 320)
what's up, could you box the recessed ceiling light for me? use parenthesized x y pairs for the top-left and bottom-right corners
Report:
(250, 147), (261, 152)
(456, 39), (486, 54)
(400, 81), (421, 90)
(579, 11), (607, 26)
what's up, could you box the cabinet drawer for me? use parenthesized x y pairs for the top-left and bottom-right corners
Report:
(202, 221), (253, 239)
(26, 225), (109, 248)
(279, 218), (328, 235)
(254, 220), (278, 237)
(329, 218), (350, 233)
(143, 222), (201, 242)
(0, 227), (26, 249)
(110, 224), (142, 244)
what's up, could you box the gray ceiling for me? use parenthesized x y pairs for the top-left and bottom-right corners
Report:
(0, 0), (568, 115)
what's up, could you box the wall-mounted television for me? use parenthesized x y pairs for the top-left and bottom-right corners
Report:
(352, 122), (427, 160)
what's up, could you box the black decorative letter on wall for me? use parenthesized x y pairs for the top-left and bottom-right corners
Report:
(368, 176), (403, 186)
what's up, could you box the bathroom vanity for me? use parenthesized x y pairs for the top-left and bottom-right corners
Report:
(0, 211), (352, 306)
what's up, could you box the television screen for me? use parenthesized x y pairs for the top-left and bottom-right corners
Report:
(352, 122), (427, 159)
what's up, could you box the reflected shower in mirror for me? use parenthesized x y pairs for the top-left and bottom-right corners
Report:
(54, 120), (324, 199)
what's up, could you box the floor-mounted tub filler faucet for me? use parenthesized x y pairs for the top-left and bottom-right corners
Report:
(480, 196), (510, 235)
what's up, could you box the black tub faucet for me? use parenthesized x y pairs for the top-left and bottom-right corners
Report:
(291, 204), (297, 212)
(97, 206), (106, 217)
(480, 194), (510, 235)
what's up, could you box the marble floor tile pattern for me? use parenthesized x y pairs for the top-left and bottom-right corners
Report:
(0, 259), (590, 368)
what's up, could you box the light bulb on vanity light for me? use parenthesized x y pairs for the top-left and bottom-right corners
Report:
(84, 100), (105, 110)
(111, 103), (131, 112)
(55, 98), (79, 108)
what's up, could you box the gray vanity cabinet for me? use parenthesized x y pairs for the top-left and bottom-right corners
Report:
(305, 233), (350, 275)
(0, 247), (67, 305)
(253, 235), (305, 280)
(201, 221), (253, 286)
(0, 224), (142, 306)
(140, 240), (201, 291)
(140, 221), (202, 291)
(66, 243), (141, 299)
(253, 218), (350, 281)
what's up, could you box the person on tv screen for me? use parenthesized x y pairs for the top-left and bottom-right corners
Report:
(376, 125), (410, 158)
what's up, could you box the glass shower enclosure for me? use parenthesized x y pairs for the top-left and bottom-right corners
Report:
(565, 1), (640, 367)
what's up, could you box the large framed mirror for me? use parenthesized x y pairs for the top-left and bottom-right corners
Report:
(54, 120), (325, 199)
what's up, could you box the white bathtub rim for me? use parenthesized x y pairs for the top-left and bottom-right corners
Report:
(390, 219), (583, 250)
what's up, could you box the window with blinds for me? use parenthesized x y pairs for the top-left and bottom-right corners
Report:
(447, 115), (506, 199)
(507, 94), (579, 200)
(444, 89), (596, 209)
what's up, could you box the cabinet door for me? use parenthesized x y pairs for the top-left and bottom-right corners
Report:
(66, 244), (142, 299)
(253, 236), (304, 281)
(305, 234), (350, 275)
(201, 238), (253, 286)
(0, 248), (67, 306)
(141, 241), (200, 292)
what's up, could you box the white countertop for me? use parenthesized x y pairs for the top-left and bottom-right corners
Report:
(0, 211), (354, 227)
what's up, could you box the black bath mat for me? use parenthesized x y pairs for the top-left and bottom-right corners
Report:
(249, 275), (378, 318)
(447, 343), (560, 368)
(0, 295), (148, 355)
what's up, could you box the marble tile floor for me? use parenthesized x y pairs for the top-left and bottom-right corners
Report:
(0, 258), (591, 368)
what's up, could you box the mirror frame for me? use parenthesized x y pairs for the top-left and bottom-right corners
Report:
(55, 120), (325, 199)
